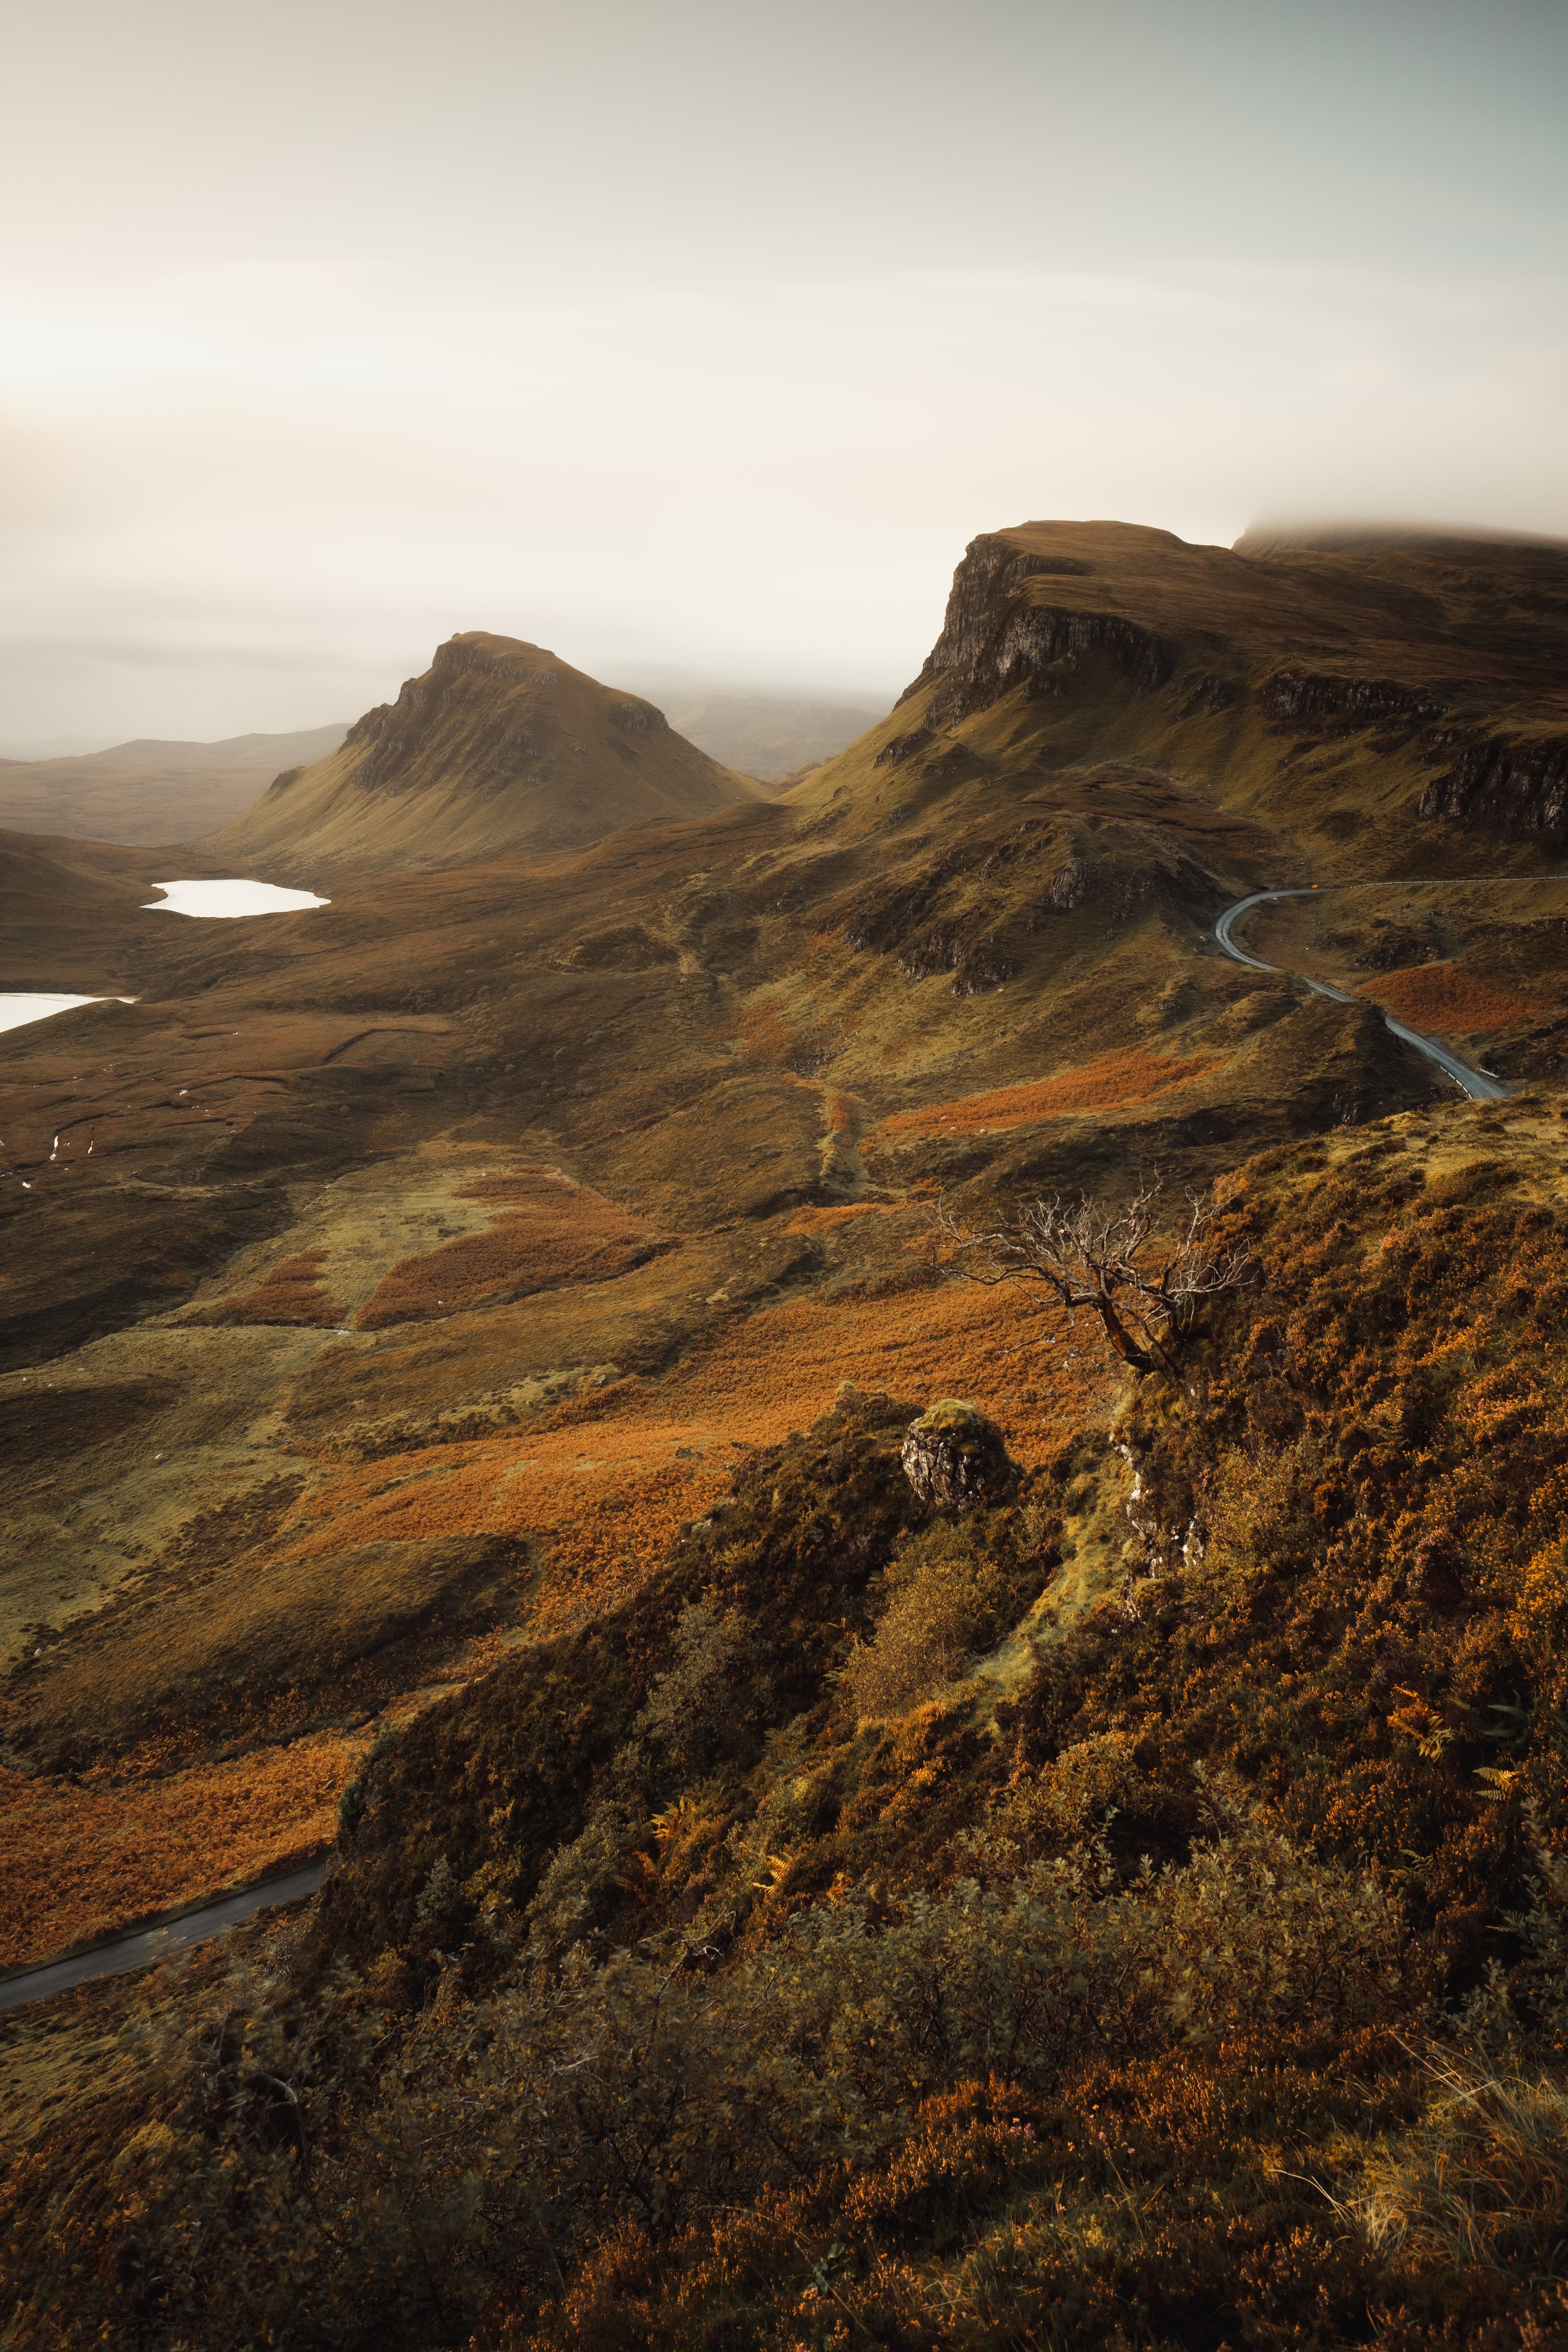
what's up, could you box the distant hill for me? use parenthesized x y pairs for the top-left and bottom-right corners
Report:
(0, 722), (349, 845)
(209, 633), (764, 876)
(654, 689), (889, 781)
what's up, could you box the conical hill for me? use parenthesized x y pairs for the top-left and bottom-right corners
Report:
(210, 632), (763, 877)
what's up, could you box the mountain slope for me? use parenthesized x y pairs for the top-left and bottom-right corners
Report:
(5, 517), (1568, 1980)
(791, 518), (1568, 873)
(10, 516), (1568, 2343)
(210, 633), (762, 877)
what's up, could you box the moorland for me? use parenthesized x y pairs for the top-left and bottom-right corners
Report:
(6, 518), (1568, 2348)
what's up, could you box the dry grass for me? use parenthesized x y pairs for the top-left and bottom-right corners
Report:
(783, 1203), (907, 1234)
(0, 1735), (353, 1968)
(355, 1172), (650, 1329)
(870, 1047), (1216, 1145)
(1361, 961), (1547, 1035)
(1339, 2051), (1568, 2278)
(197, 1248), (343, 1327)
(13, 1535), (514, 1762)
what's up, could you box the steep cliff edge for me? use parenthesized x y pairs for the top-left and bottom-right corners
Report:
(209, 633), (762, 877)
(792, 519), (1568, 864)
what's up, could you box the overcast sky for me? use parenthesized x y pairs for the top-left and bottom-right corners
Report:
(3, 0), (1566, 744)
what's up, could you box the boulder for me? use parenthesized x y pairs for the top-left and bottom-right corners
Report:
(901, 1398), (1018, 1510)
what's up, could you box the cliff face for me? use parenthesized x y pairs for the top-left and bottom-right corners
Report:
(804, 518), (1568, 872)
(211, 633), (760, 876)
(1420, 732), (1568, 844)
(898, 532), (1177, 724)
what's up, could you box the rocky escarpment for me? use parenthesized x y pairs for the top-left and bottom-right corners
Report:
(1259, 670), (1448, 735)
(1420, 732), (1568, 844)
(899, 533), (1176, 724)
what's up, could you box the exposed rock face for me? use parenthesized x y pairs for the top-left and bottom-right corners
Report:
(1259, 670), (1446, 734)
(900, 1399), (1018, 1510)
(900, 533), (1176, 723)
(1420, 733), (1568, 843)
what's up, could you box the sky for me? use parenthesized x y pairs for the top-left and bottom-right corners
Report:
(2, 0), (1566, 745)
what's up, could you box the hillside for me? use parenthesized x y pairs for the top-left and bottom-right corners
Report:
(209, 634), (762, 876)
(4, 519), (1568, 2345)
(791, 519), (1568, 875)
(0, 724), (348, 846)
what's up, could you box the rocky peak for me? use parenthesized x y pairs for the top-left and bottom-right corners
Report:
(900, 532), (1176, 725)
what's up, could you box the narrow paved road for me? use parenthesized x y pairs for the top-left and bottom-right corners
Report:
(1214, 886), (1510, 1102)
(0, 878), (1525, 2016)
(0, 1861), (328, 2014)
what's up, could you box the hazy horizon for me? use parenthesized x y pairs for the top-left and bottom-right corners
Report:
(4, 0), (1566, 742)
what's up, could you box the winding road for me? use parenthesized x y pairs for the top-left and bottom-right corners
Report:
(0, 879), (1526, 2015)
(1214, 886), (1510, 1103)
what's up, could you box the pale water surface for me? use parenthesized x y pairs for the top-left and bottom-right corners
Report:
(0, 993), (134, 1038)
(143, 879), (330, 918)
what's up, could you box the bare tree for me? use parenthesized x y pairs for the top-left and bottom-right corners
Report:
(935, 1177), (1252, 1378)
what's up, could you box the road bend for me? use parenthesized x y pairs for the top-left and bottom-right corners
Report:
(0, 879), (1532, 2011)
(1214, 885), (1510, 1103)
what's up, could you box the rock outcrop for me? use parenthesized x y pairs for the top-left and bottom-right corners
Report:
(900, 1399), (1018, 1510)
(1259, 670), (1447, 734)
(1420, 733), (1568, 844)
(900, 534), (1176, 725)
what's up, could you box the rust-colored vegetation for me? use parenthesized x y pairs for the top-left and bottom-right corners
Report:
(196, 1247), (344, 1327)
(0, 1733), (351, 1968)
(354, 1172), (650, 1328)
(871, 1045), (1216, 1144)
(1362, 959), (1547, 1034)
(20, 1131), (1568, 2347)
(722, 998), (796, 1062)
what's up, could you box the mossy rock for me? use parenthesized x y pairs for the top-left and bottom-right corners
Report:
(901, 1399), (1018, 1509)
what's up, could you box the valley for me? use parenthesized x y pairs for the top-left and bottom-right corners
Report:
(7, 520), (1568, 1965)
(7, 518), (1568, 2347)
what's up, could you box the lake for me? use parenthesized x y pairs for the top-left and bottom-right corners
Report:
(143, 879), (331, 918)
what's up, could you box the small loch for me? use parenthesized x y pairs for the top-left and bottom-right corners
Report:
(143, 879), (331, 918)
(0, 993), (133, 1038)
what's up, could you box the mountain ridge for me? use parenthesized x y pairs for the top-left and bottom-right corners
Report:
(0, 724), (351, 846)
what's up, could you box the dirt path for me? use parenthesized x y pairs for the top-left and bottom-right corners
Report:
(1214, 886), (1510, 1103)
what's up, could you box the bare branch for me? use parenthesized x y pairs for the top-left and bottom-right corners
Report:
(935, 1176), (1252, 1381)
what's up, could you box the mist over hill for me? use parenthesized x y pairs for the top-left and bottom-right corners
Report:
(640, 686), (890, 781)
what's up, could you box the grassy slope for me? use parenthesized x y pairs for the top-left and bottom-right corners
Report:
(6, 529), (1561, 1966)
(2, 519), (1566, 1980)
(11, 1103), (1568, 2346)
(210, 633), (762, 878)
